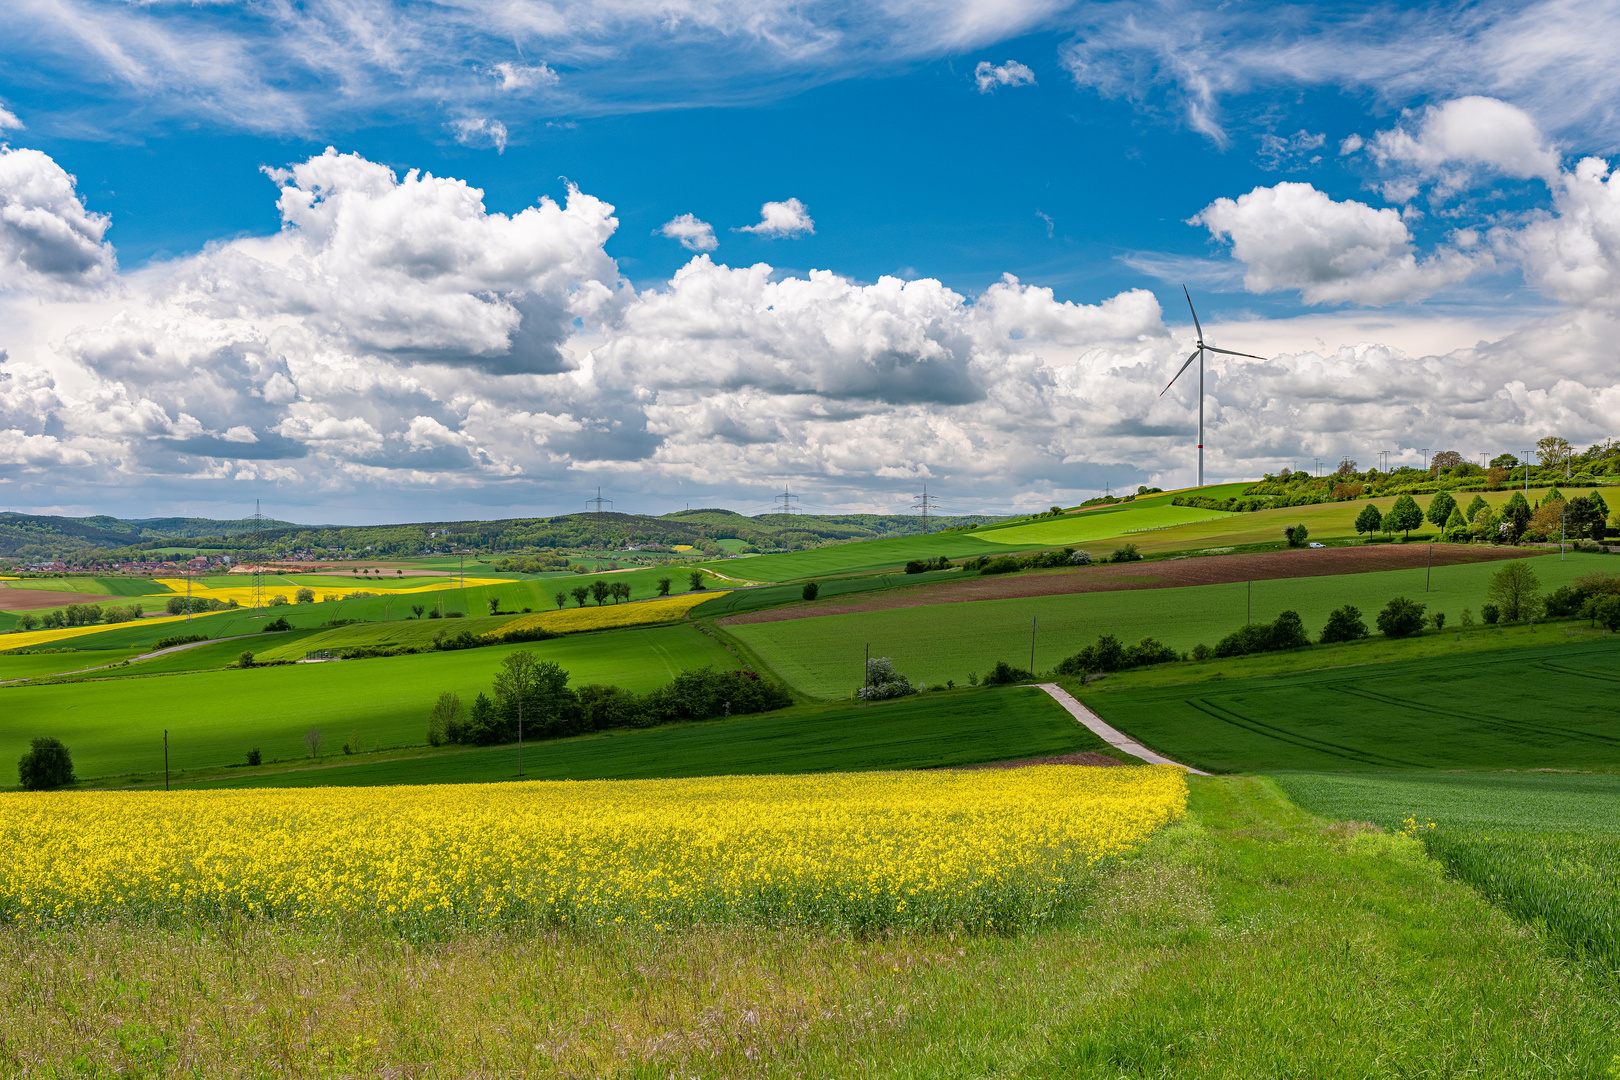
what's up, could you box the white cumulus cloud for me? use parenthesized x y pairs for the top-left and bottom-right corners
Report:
(490, 62), (560, 91)
(1191, 182), (1485, 304)
(450, 117), (508, 152)
(0, 146), (116, 292)
(1368, 96), (1561, 199)
(657, 213), (718, 252)
(737, 198), (814, 238)
(974, 60), (1036, 93)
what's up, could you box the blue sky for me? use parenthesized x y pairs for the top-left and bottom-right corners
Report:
(0, 1), (1616, 523)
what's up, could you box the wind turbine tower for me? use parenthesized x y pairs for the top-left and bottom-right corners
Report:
(1159, 286), (1268, 489)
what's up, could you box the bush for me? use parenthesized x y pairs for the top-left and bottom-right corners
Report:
(1594, 595), (1620, 633)
(979, 556), (1022, 575)
(17, 737), (75, 790)
(1056, 634), (1126, 675)
(857, 657), (915, 700)
(262, 617), (292, 632)
(1070, 549), (1092, 566)
(295, 587), (315, 604)
(1431, 612), (1447, 631)
(1486, 561), (1543, 622)
(981, 660), (1033, 685)
(1212, 609), (1309, 658)
(1319, 605), (1369, 644)
(904, 560), (927, 574)
(238, 651), (255, 668)
(1482, 603), (1500, 624)
(1376, 596), (1428, 638)
(1544, 585), (1583, 618)
(152, 633), (207, 651)
(245, 748), (261, 766)
(1109, 544), (1142, 563)
(1191, 643), (1211, 661)
(689, 572), (706, 591)
(1284, 524), (1309, 547)
(801, 581), (819, 601)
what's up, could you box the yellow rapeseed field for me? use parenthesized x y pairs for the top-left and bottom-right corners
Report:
(151, 577), (508, 607)
(0, 767), (1184, 932)
(492, 591), (729, 637)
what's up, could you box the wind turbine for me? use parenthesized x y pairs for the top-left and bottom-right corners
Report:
(1159, 286), (1267, 489)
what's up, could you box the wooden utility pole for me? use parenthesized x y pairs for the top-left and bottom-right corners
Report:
(164, 729), (170, 791)
(1030, 617), (1037, 675)
(1426, 544), (1433, 591)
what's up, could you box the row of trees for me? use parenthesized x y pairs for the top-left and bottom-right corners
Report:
(10, 601), (146, 632)
(549, 572), (707, 609)
(425, 652), (792, 746)
(1353, 488), (1612, 543)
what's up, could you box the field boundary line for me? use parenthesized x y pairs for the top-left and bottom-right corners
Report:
(1034, 683), (1209, 774)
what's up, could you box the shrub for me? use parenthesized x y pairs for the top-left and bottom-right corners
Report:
(1124, 637), (1178, 667)
(979, 556), (1021, 575)
(1594, 595), (1620, 633)
(1284, 524), (1309, 547)
(1191, 643), (1211, 661)
(1482, 603), (1500, 624)
(1108, 544), (1142, 563)
(1213, 609), (1309, 658)
(245, 748), (261, 766)
(1376, 596), (1428, 638)
(689, 572), (706, 591)
(1545, 585), (1583, 617)
(262, 617), (292, 632)
(152, 633), (207, 651)
(295, 588), (315, 604)
(981, 660), (1033, 685)
(17, 737), (75, 790)
(904, 560), (928, 574)
(268, 594), (289, 607)
(801, 581), (819, 601)
(1070, 549), (1092, 566)
(238, 651), (255, 668)
(1431, 612), (1447, 631)
(857, 657), (915, 700)
(1056, 634), (1126, 675)
(1319, 605), (1368, 644)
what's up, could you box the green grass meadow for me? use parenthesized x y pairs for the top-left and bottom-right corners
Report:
(0, 625), (739, 780)
(726, 551), (1611, 697)
(189, 685), (1098, 788)
(1081, 636), (1620, 773)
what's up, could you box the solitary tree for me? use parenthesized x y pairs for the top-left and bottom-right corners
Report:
(570, 585), (590, 608)
(17, 737), (75, 790)
(802, 581), (819, 601)
(1425, 491), (1458, 528)
(1386, 494), (1425, 538)
(295, 587), (315, 604)
(1490, 453), (1520, 469)
(1319, 605), (1369, 643)
(657, 577), (672, 596)
(689, 572), (706, 591)
(1354, 502), (1383, 536)
(1536, 435), (1572, 473)
(1376, 596), (1428, 638)
(304, 728), (323, 759)
(1430, 450), (1464, 471)
(555, 591), (568, 610)
(1486, 561), (1543, 621)
(488, 597), (501, 615)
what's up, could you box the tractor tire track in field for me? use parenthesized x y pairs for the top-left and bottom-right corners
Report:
(1327, 682), (1620, 748)
(720, 545), (1542, 626)
(1184, 696), (1425, 769)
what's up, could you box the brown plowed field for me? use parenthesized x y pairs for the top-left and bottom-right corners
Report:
(0, 587), (113, 610)
(719, 544), (1540, 626)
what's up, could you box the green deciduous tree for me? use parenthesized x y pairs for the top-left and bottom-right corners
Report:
(570, 585), (589, 608)
(1426, 491), (1458, 528)
(1319, 605), (1369, 643)
(1284, 524), (1309, 547)
(1502, 491), (1532, 541)
(426, 692), (463, 746)
(590, 580), (609, 606)
(801, 581), (819, 601)
(1387, 494), (1424, 538)
(555, 592), (567, 609)
(1354, 502), (1383, 536)
(657, 577), (672, 596)
(689, 572), (706, 591)
(1376, 596), (1427, 637)
(17, 736), (75, 790)
(1487, 561), (1543, 622)
(295, 587), (315, 603)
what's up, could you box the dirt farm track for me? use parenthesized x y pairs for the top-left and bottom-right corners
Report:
(719, 544), (1540, 626)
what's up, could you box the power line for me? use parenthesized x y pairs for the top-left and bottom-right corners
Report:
(773, 485), (800, 516)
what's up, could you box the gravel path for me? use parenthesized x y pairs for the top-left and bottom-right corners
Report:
(1035, 682), (1209, 775)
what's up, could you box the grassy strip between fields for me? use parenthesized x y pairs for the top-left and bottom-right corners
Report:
(1275, 772), (1620, 979)
(2, 776), (1616, 1076)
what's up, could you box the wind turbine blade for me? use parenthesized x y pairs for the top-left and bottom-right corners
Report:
(1202, 346), (1268, 360)
(1183, 284), (1203, 343)
(1159, 348), (1201, 396)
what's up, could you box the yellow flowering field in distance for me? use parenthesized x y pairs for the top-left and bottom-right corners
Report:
(151, 577), (509, 608)
(492, 591), (730, 637)
(0, 766), (1185, 933)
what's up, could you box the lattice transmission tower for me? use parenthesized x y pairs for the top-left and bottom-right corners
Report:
(912, 485), (940, 533)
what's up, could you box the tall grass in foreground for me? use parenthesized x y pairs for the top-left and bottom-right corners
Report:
(0, 767), (1185, 934)
(1275, 772), (1620, 977)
